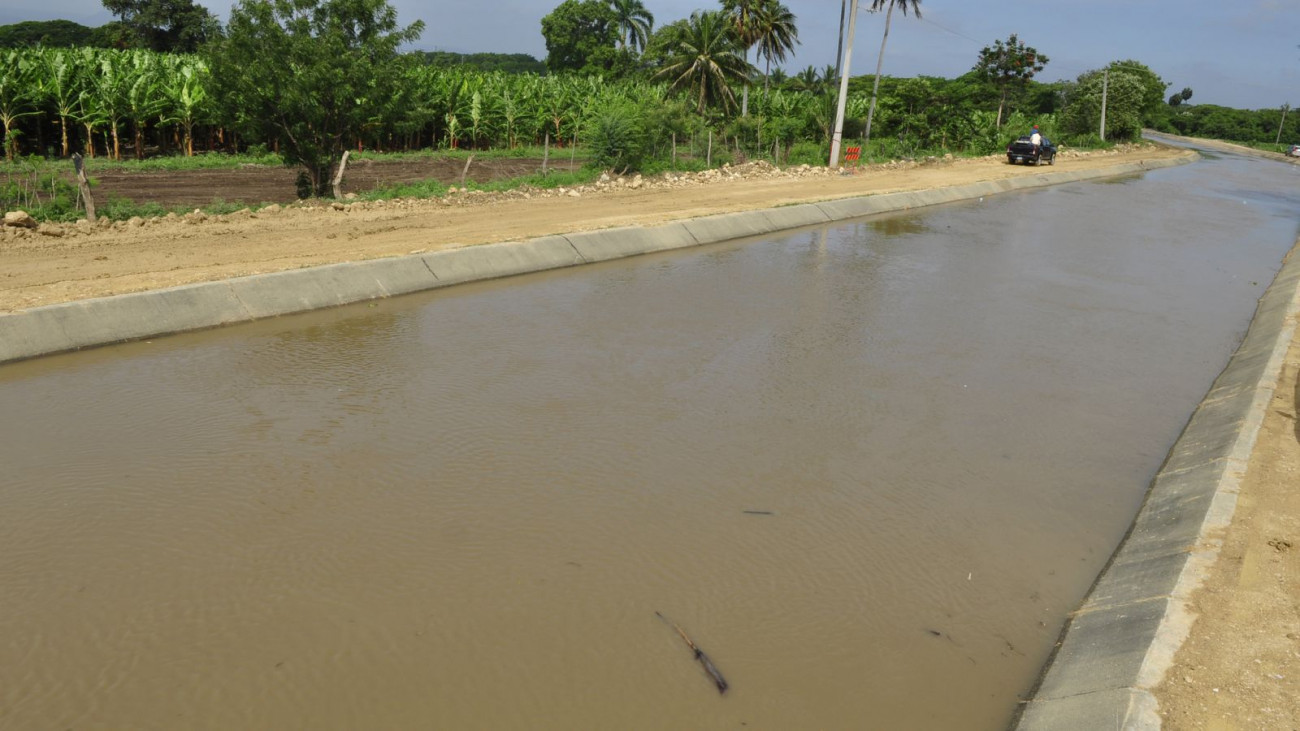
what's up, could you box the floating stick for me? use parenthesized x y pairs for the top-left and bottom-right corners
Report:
(655, 611), (729, 694)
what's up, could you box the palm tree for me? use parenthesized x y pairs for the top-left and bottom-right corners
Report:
(863, 0), (921, 147)
(610, 0), (654, 54)
(720, 0), (764, 116)
(654, 11), (752, 115)
(753, 1), (798, 99)
(791, 65), (822, 94)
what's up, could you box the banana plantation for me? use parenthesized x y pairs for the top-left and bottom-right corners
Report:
(1, 47), (211, 162)
(0, 44), (1056, 170)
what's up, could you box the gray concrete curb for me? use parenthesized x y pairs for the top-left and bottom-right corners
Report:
(0, 154), (1192, 366)
(1013, 236), (1300, 730)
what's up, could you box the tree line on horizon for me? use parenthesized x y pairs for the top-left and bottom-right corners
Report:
(0, 0), (1292, 197)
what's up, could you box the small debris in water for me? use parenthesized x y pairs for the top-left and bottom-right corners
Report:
(742, 510), (774, 516)
(655, 611), (729, 695)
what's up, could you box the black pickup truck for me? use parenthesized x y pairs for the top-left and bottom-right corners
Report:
(1006, 135), (1056, 166)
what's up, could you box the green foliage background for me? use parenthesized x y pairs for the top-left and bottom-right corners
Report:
(1, 0), (1293, 203)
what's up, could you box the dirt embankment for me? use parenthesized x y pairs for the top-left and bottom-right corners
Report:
(1155, 331), (1300, 730)
(0, 144), (1184, 313)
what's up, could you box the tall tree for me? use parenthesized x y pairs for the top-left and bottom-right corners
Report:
(1061, 61), (1166, 141)
(205, 0), (423, 196)
(720, 0), (763, 116)
(0, 20), (100, 48)
(753, 1), (798, 97)
(541, 0), (622, 75)
(101, 0), (219, 52)
(863, 0), (921, 147)
(973, 33), (1048, 128)
(609, 0), (654, 54)
(653, 11), (751, 115)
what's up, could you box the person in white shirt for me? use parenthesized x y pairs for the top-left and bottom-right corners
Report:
(1029, 125), (1042, 149)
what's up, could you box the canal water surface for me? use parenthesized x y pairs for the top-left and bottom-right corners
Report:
(2, 151), (1298, 729)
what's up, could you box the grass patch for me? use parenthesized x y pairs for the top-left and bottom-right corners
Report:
(1224, 140), (1294, 155)
(0, 151), (286, 176)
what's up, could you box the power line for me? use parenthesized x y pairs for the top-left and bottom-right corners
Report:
(917, 16), (983, 46)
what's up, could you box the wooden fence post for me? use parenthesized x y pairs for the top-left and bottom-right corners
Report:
(72, 153), (95, 223)
(331, 150), (351, 199)
(459, 154), (475, 187)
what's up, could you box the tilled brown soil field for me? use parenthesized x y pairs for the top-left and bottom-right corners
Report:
(87, 156), (582, 208)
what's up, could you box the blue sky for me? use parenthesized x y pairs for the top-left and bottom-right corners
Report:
(5, 0), (1296, 109)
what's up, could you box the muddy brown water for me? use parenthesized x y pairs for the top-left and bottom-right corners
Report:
(2, 151), (1298, 729)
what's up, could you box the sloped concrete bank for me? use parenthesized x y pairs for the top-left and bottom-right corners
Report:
(1014, 234), (1300, 730)
(0, 156), (1191, 365)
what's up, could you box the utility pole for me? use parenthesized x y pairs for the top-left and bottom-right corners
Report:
(829, 0), (859, 167)
(1276, 103), (1291, 145)
(834, 0), (847, 80)
(1099, 66), (1109, 142)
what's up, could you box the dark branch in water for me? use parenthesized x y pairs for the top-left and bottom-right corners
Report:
(655, 611), (729, 694)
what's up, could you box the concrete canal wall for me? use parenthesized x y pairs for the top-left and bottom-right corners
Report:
(1014, 232), (1300, 729)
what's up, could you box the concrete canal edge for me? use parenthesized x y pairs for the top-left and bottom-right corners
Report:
(1013, 234), (1300, 730)
(0, 154), (1191, 365)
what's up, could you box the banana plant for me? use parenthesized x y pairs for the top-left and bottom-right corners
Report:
(404, 65), (447, 148)
(89, 52), (132, 160)
(443, 76), (471, 149)
(123, 51), (170, 159)
(161, 56), (210, 156)
(467, 89), (486, 148)
(34, 48), (90, 158)
(0, 49), (39, 161)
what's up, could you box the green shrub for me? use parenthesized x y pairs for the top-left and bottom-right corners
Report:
(0, 159), (85, 221)
(585, 99), (647, 173)
(1057, 132), (1110, 149)
(784, 140), (825, 166)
